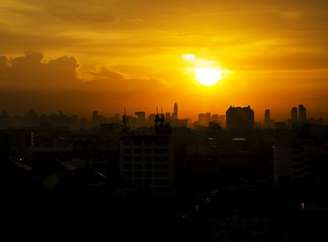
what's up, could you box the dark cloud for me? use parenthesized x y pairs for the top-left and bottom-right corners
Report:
(0, 52), (170, 115)
(0, 52), (163, 93)
(0, 52), (79, 89)
(89, 67), (125, 81)
(84, 67), (162, 93)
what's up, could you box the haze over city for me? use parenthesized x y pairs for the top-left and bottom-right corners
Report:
(1, 1), (328, 120)
(2, 1), (328, 242)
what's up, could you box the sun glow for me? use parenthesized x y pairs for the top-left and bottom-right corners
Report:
(181, 54), (225, 87)
(182, 54), (196, 62)
(195, 67), (222, 86)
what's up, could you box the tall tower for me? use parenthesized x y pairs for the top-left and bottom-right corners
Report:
(264, 109), (271, 127)
(298, 104), (307, 123)
(291, 107), (298, 124)
(122, 107), (129, 131)
(226, 106), (254, 130)
(173, 102), (178, 120)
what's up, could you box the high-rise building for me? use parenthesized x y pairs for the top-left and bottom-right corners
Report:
(298, 104), (307, 123)
(273, 134), (317, 187)
(291, 107), (298, 124)
(226, 106), (254, 130)
(264, 109), (271, 128)
(172, 102), (178, 120)
(120, 132), (174, 190)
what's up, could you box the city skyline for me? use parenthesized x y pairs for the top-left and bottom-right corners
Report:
(0, 52), (326, 121)
(0, 1), (328, 120)
(2, 2), (328, 241)
(0, 102), (321, 125)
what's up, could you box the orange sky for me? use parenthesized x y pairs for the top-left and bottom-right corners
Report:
(0, 0), (328, 121)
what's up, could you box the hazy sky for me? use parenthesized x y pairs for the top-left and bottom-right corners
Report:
(0, 0), (328, 120)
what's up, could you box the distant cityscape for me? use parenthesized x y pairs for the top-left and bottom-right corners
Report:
(0, 102), (325, 130)
(3, 0), (328, 240)
(2, 101), (328, 241)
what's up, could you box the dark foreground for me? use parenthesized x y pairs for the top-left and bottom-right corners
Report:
(3, 186), (328, 242)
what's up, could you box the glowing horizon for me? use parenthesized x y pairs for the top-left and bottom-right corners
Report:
(0, 1), (327, 120)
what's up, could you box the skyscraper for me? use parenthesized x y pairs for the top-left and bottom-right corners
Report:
(226, 106), (255, 130)
(298, 104), (307, 123)
(291, 107), (298, 124)
(172, 102), (178, 120)
(264, 109), (271, 128)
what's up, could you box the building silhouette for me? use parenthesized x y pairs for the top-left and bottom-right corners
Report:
(298, 104), (307, 123)
(135, 111), (146, 120)
(291, 107), (298, 124)
(165, 112), (171, 120)
(226, 106), (254, 130)
(198, 112), (211, 126)
(120, 123), (174, 191)
(264, 109), (271, 128)
(211, 114), (219, 123)
(290, 105), (307, 125)
(172, 102), (178, 120)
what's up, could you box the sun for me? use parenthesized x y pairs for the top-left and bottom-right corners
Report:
(195, 67), (222, 86)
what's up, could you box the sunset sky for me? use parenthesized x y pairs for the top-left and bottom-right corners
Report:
(0, 0), (328, 120)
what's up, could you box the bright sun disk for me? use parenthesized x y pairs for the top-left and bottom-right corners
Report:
(195, 67), (222, 86)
